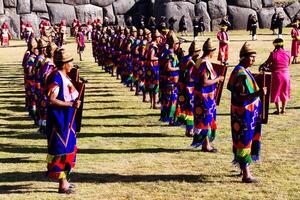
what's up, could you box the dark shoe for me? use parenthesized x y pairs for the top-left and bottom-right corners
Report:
(272, 111), (280, 115)
(242, 177), (259, 183)
(58, 188), (75, 194)
(281, 110), (286, 114)
(201, 147), (218, 153)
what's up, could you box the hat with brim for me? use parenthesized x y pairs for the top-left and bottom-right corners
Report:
(31, 43), (38, 52)
(202, 38), (216, 52)
(239, 42), (256, 58)
(47, 42), (58, 57)
(37, 38), (49, 49)
(144, 28), (151, 35)
(55, 48), (74, 64)
(189, 41), (201, 53)
(131, 26), (137, 33)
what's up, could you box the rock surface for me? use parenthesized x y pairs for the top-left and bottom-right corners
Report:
(0, 0), (294, 39)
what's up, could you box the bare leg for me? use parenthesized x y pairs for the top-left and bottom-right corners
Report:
(275, 102), (280, 113)
(281, 100), (287, 114)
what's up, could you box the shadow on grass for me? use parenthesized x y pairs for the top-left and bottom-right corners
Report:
(0, 157), (42, 164)
(78, 132), (182, 138)
(0, 144), (195, 154)
(0, 171), (206, 184)
(83, 113), (160, 120)
(0, 132), (180, 140)
(82, 123), (166, 128)
(72, 173), (206, 183)
(0, 184), (33, 194)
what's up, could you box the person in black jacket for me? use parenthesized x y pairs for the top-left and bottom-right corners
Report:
(248, 14), (258, 40)
(193, 17), (199, 39)
(199, 17), (205, 36)
(276, 12), (284, 38)
(168, 17), (177, 31)
(271, 12), (278, 35)
(179, 15), (188, 36)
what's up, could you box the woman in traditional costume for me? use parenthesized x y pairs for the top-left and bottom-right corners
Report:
(175, 41), (201, 136)
(0, 22), (11, 47)
(261, 38), (291, 114)
(160, 33), (180, 124)
(145, 30), (161, 109)
(291, 21), (300, 64)
(217, 25), (229, 65)
(46, 48), (80, 193)
(227, 42), (266, 183)
(191, 38), (224, 151)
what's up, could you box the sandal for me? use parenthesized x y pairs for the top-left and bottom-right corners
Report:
(58, 188), (75, 194)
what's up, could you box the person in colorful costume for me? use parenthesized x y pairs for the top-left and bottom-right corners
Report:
(76, 26), (86, 61)
(23, 42), (39, 120)
(217, 25), (229, 65)
(145, 30), (161, 109)
(175, 41), (201, 136)
(24, 23), (35, 45)
(0, 22), (11, 47)
(227, 42), (266, 183)
(291, 21), (300, 64)
(34, 38), (48, 127)
(191, 38), (224, 151)
(138, 29), (151, 102)
(261, 38), (291, 114)
(132, 28), (143, 95)
(160, 33), (180, 124)
(58, 20), (67, 47)
(46, 48), (81, 194)
(38, 42), (58, 134)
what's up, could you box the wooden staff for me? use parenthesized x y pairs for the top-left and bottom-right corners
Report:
(262, 71), (266, 121)
(69, 78), (87, 133)
(215, 63), (228, 106)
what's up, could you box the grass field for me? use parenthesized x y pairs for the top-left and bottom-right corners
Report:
(0, 28), (299, 200)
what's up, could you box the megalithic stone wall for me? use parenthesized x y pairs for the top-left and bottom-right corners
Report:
(0, 0), (299, 38)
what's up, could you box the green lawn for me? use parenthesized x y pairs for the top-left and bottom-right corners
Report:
(0, 29), (299, 199)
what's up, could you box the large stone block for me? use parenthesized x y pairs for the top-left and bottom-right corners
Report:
(113, 0), (135, 15)
(20, 13), (40, 36)
(64, 0), (90, 5)
(4, 8), (20, 38)
(154, 1), (195, 32)
(207, 0), (227, 20)
(103, 4), (115, 24)
(234, 0), (251, 8)
(0, 0), (4, 15)
(228, 5), (257, 29)
(258, 7), (275, 28)
(211, 17), (223, 31)
(276, 7), (291, 27)
(75, 4), (103, 23)
(195, 1), (211, 32)
(46, 0), (63, 3)
(91, 0), (115, 7)
(17, 0), (30, 14)
(251, 0), (262, 11)
(32, 0), (48, 13)
(284, 1), (300, 20)
(262, 0), (273, 7)
(47, 3), (76, 26)
(3, 0), (16, 8)
(116, 14), (125, 26)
